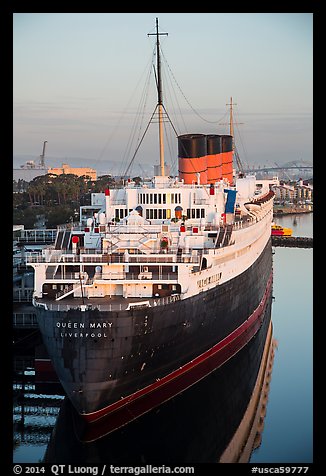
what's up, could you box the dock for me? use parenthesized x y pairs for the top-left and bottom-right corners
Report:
(271, 236), (313, 248)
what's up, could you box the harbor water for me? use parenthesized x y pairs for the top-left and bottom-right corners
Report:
(13, 212), (313, 464)
(251, 212), (313, 463)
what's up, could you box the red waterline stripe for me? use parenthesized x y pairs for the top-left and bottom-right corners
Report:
(82, 272), (273, 424)
(78, 297), (272, 441)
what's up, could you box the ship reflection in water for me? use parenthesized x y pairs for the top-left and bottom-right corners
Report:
(40, 293), (276, 464)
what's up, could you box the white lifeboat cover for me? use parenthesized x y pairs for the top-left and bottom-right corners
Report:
(125, 209), (146, 226)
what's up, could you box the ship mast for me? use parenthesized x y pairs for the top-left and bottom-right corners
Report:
(148, 18), (168, 176)
(226, 97), (242, 147)
(223, 97), (244, 174)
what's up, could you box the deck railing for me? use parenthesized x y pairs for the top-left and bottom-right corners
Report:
(25, 210), (269, 266)
(35, 292), (182, 312)
(16, 229), (57, 243)
(41, 271), (178, 282)
(27, 251), (201, 265)
(13, 313), (38, 328)
(13, 288), (34, 302)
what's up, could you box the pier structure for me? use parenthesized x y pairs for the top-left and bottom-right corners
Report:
(271, 236), (313, 248)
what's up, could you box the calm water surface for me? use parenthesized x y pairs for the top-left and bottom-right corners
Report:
(13, 212), (313, 464)
(273, 212), (313, 238)
(251, 213), (313, 463)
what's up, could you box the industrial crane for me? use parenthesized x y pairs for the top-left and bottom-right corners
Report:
(39, 140), (47, 167)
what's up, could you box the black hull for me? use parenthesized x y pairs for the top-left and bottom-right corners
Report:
(36, 239), (273, 421)
(44, 292), (274, 463)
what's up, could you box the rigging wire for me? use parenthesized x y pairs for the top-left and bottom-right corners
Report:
(161, 58), (187, 135)
(118, 51), (155, 177)
(95, 50), (155, 178)
(160, 50), (227, 191)
(161, 50), (229, 125)
(102, 57), (153, 165)
(120, 37), (235, 183)
(233, 109), (250, 170)
(161, 104), (178, 176)
(122, 42), (183, 178)
(123, 106), (158, 177)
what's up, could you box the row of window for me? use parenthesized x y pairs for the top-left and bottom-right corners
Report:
(145, 208), (206, 220)
(146, 209), (171, 220)
(115, 208), (133, 219)
(187, 208), (206, 219)
(157, 284), (178, 290)
(139, 192), (181, 205)
(114, 208), (206, 220)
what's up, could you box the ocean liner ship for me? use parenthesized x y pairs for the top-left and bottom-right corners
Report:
(28, 18), (275, 427)
(43, 303), (276, 462)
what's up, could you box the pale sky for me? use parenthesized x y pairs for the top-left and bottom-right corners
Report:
(13, 13), (313, 177)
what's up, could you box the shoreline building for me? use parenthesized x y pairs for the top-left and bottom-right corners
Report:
(272, 180), (313, 204)
(47, 163), (97, 181)
(13, 162), (97, 182)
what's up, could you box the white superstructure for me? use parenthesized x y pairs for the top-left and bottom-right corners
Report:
(28, 175), (275, 310)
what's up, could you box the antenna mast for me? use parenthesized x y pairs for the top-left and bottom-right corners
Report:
(220, 98), (244, 173)
(148, 18), (168, 176)
(224, 97), (244, 148)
